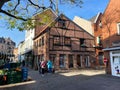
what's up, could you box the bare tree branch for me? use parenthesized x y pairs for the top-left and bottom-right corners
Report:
(0, 0), (10, 9)
(28, 0), (46, 9)
(49, 0), (56, 9)
(11, 0), (20, 11)
(0, 9), (27, 21)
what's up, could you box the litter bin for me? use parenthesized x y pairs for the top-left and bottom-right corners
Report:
(22, 67), (28, 81)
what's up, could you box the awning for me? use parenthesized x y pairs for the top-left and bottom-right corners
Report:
(24, 50), (32, 54)
(103, 47), (120, 51)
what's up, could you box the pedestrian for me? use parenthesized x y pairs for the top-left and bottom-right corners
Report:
(22, 60), (25, 67)
(38, 60), (41, 74)
(41, 60), (46, 76)
(47, 60), (53, 73)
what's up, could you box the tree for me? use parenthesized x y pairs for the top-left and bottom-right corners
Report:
(0, 0), (83, 31)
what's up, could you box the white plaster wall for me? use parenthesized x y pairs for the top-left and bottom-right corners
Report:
(73, 16), (93, 35)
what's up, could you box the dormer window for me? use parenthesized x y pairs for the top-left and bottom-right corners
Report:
(117, 23), (120, 35)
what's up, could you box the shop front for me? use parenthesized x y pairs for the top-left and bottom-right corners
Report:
(110, 50), (120, 77)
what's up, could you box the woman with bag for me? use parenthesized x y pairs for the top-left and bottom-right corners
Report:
(41, 60), (46, 76)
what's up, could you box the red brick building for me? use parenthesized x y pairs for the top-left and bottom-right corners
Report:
(91, 13), (104, 68)
(33, 9), (95, 70)
(94, 0), (120, 76)
(102, 0), (120, 76)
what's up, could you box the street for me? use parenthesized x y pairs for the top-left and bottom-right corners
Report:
(0, 69), (120, 90)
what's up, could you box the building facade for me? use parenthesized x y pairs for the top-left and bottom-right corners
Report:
(73, 13), (104, 69)
(91, 13), (104, 68)
(24, 29), (35, 68)
(18, 28), (34, 68)
(13, 47), (18, 62)
(33, 9), (95, 70)
(18, 41), (25, 62)
(74, 0), (120, 76)
(90, 0), (120, 76)
(101, 0), (120, 76)
(0, 37), (16, 61)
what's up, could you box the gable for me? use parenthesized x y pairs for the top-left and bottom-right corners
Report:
(73, 16), (93, 35)
(50, 14), (94, 39)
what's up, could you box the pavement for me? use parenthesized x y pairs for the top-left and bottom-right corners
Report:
(0, 68), (120, 90)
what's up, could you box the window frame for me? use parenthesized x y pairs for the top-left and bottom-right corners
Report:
(64, 37), (71, 46)
(80, 38), (87, 48)
(80, 38), (84, 46)
(53, 36), (60, 45)
(58, 19), (66, 29)
(42, 36), (44, 46)
(39, 38), (42, 47)
(117, 23), (120, 35)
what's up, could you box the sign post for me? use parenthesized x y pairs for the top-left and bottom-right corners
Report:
(104, 58), (108, 63)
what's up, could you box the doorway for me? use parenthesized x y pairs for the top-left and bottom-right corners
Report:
(77, 55), (83, 68)
(110, 51), (120, 77)
(59, 54), (66, 68)
(98, 52), (104, 65)
(84, 56), (90, 67)
(68, 55), (73, 68)
(49, 54), (56, 67)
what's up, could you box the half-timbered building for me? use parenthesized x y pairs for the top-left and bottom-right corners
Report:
(33, 8), (95, 70)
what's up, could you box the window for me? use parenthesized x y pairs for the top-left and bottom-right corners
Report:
(1, 45), (3, 49)
(34, 41), (37, 48)
(7, 42), (10, 45)
(37, 40), (39, 47)
(80, 38), (84, 44)
(54, 36), (60, 45)
(105, 40), (109, 48)
(117, 23), (120, 35)
(96, 36), (102, 44)
(58, 19), (66, 28)
(42, 37), (44, 46)
(99, 20), (102, 28)
(80, 38), (85, 47)
(39, 38), (42, 47)
(64, 37), (71, 45)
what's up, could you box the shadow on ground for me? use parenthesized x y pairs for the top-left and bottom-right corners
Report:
(1, 69), (120, 90)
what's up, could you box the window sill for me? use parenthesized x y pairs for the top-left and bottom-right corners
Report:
(54, 44), (62, 46)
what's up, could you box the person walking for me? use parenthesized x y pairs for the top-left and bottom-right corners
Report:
(47, 60), (53, 73)
(38, 60), (41, 74)
(41, 60), (46, 76)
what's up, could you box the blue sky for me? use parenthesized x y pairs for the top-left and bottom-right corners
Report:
(0, 0), (109, 47)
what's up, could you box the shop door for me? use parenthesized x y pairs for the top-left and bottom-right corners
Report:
(50, 54), (56, 66)
(59, 54), (66, 68)
(77, 55), (82, 68)
(98, 52), (104, 65)
(85, 56), (90, 67)
(111, 56), (120, 77)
